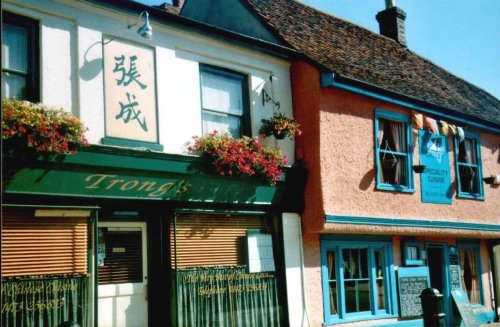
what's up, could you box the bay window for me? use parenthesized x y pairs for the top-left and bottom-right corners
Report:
(321, 237), (397, 324)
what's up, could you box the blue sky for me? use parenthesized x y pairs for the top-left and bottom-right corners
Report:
(136, 0), (500, 100)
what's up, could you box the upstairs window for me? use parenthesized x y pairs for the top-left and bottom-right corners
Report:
(1, 11), (39, 101)
(200, 64), (249, 138)
(454, 132), (484, 199)
(374, 110), (414, 192)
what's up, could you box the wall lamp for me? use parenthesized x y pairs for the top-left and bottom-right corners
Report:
(128, 11), (152, 39)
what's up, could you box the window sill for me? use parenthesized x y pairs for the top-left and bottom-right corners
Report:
(456, 193), (485, 201)
(377, 184), (415, 193)
(324, 313), (398, 326)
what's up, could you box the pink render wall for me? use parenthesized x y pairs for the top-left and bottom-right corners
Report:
(291, 60), (499, 326)
(291, 60), (500, 236)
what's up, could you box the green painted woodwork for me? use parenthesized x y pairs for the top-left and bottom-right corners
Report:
(3, 146), (285, 205)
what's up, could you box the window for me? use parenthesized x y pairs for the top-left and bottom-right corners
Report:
(321, 237), (397, 324)
(1, 11), (39, 101)
(374, 110), (413, 192)
(200, 64), (249, 138)
(457, 243), (483, 306)
(402, 238), (423, 266)
(454, 132), (484, 199)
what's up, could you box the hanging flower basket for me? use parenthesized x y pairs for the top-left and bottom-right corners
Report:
(2, 99), (89, 159)
(259, 112), (301, 140)
(188, 131), (286, 186)
(412, 165), (426, 173)
(381, 157), (398, 169)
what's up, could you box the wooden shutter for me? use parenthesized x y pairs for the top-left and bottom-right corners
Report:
(2, 208), (88, 277)
(170, 214), (268, 268)
(98, 228), (143, 285)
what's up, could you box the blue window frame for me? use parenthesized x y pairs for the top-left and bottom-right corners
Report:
(457, 242), (483, 307)
(374, 109), (414, 192)
(321, 236), (398, 325)
(454, 131), (484, 199)
(402, 238), (424, 266)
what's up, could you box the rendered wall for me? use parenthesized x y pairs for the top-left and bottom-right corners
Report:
(291, 60), (499, 235)
(3, 0), (295, 162)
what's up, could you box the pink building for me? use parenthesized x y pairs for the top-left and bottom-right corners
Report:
(247, 0), (500, 326)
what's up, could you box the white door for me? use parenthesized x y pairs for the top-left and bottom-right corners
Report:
(98, 222), (148, 327)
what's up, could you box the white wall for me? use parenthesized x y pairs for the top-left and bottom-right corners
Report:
(3, 0), (295, 163)
(283, 213), (308, 327)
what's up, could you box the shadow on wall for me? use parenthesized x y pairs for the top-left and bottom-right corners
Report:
(79, 40), (111, 81)
(359, 168), (375, 191)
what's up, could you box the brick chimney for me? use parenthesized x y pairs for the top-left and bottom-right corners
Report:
(376, 0), (407, 46)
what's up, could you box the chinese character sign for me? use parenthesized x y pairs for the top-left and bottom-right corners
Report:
(104, 37), (157, 142)
(419, 130), (453, 204)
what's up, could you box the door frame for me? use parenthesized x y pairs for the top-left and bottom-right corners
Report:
(97, 221), (148, 327)
(426, 242), (452, 326)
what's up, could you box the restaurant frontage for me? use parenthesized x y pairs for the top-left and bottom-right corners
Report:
(2, 145), (301, 326)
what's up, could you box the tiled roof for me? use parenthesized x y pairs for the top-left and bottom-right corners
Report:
(246, 0), (500, 127)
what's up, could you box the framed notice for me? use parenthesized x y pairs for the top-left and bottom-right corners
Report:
(397, 266), (430, 318)
(419, 130), (452, 204)
(247, 230), (275, 273)
(103, 37), (158, 143)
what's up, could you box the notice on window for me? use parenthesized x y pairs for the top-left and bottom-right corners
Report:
(418, 131), (452, 204)
(247, 233), (275, 273)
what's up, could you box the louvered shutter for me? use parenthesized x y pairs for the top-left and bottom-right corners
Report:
(2, 208), (88, 277)
(97, 228), (143, 285)
(171, 214), (268, 268)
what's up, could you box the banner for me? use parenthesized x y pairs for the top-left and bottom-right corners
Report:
(176, 266), (282, 327)
(419, 130), (452, 204)
(1, 275), (89, 327)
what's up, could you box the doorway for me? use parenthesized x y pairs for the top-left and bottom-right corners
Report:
(97, 222), (148, 327)
(426, 243), (452, 326)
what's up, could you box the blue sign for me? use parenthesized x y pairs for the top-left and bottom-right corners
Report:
(419, 130), (452, 204)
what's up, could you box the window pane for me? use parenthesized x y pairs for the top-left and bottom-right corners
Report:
(460, 249), (481, 305)
(458, 138), (477, 164)
(329, 282), (338, 315)
(201, 72), (243, 115)
(2, 72), (26, 99)
(327, 251), (336, 280)
(2, 23), (28, 72)
(202, 112), (241, 138)
(379, 118), (406, 153)
(374, 249), (386, 310)
(358, 281), (371, 311)
(345, 281), (371, 313)
(379, 153), (407, 186)
(459, 165), (478, 193)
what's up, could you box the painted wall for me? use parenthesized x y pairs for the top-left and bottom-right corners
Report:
(3, 0), (295, 162)
(291, 60), (499, 235)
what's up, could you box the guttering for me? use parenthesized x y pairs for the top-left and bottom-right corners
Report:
(82, 0), (299, 60)
(321, 72), (500, 134)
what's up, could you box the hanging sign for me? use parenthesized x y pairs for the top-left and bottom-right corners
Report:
(97, 228), (106, 267)
(419, 130), (452, 204)
(103, 37), (158, 143)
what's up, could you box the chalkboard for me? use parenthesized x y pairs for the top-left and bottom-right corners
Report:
(451, 289), (479, 327)
(397, 267), (430, 318)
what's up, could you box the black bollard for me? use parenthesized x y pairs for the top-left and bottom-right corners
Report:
(420, 288), (446, 327)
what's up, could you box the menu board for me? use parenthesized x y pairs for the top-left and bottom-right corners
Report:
(397, 267), (430, 318)
(451, 289), (479, 327)
(449, 254), (461, 290)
